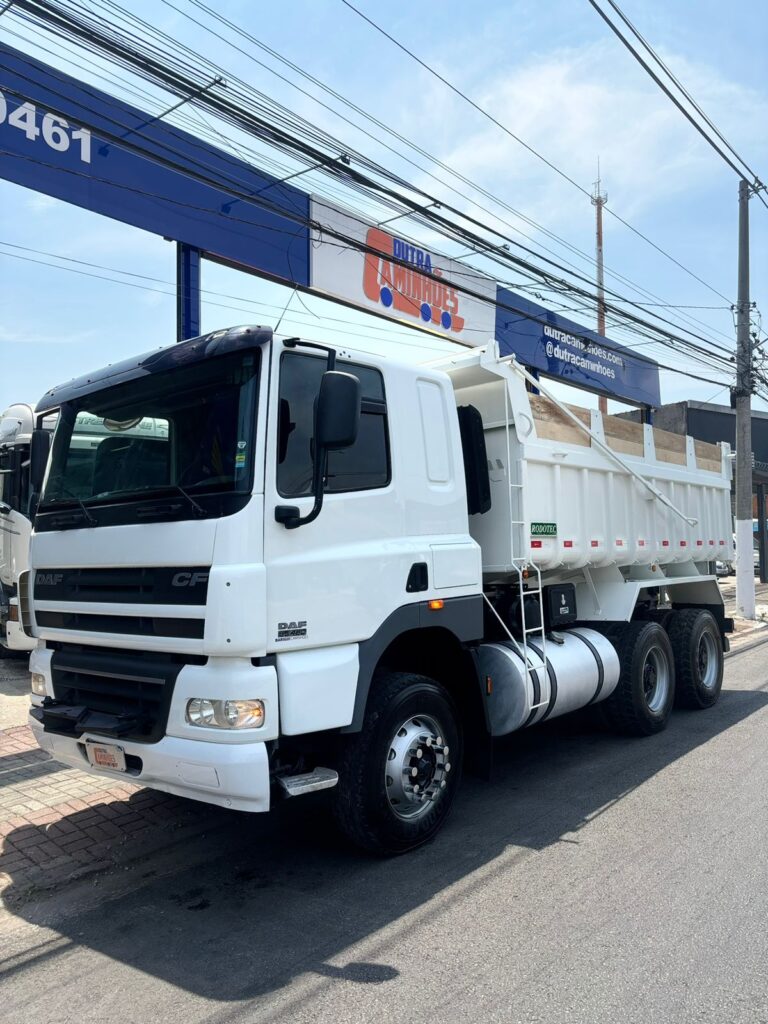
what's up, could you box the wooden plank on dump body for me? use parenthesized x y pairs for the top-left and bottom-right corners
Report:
(529, 394), (590, 446)
(694, 438), (723, 473)
(652, 424), (687, 464)
(602, 414), (644, 457)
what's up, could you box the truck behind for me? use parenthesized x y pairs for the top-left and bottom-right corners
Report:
(0, 403), (38, 658)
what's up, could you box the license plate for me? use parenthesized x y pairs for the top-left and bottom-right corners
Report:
(85, 741), (127, 772)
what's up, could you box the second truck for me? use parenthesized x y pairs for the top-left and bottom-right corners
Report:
(0, 403), (38, 658)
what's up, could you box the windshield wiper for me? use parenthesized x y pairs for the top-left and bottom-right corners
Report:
(170, 484), (206, 517)
(42, 485), (97, 526)
(134, 484), (207, 518)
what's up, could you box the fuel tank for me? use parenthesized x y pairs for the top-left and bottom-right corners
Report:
(477, 627), (620, 736)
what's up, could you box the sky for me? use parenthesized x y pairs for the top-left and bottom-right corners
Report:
(1, 0), (767, 414)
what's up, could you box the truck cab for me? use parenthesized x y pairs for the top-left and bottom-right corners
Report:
(23, 326), (733, 853)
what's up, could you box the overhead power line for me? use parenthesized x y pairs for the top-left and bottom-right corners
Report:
(338, 0), (734, 303)
(598, 0), (765, 186)
(0, 240), (734, 388)
(10, 0), (739, 361)
(1, 5), (737, 366)
(587, 0), (768, 205)
(149, 0), (739, 347)
(0, 0), (738, 382)
(6, 130), (730, 380)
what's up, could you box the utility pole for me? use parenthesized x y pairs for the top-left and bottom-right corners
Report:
(591, 165), (608, 415)
(735, 178), (755, 619)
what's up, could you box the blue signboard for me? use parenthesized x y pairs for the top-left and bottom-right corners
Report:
(495, 288), (661, 407)
(0, 43), (660, 406)
(0, 42), (310, 285)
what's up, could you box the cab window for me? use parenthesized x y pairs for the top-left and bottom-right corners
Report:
(277, 353), (390, 497)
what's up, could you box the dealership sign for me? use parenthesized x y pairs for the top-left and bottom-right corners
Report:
(310, 200), (497, 345)
(0, 43), (660, 407)
(495, 289), (661, 407)
(0, 41), (310, 285)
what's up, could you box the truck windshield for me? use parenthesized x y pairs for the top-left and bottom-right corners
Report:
(39, 349), (259, 521)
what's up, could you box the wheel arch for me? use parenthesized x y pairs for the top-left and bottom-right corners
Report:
(344, 596), (485, 735)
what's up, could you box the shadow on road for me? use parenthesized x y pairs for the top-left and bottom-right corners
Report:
(2, 687), (767, 1002)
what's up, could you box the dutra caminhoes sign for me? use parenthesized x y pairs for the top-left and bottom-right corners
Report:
(310, 199), (498, 346)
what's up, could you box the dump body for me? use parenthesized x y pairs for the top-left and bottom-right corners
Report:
(437, 345), (733, 581)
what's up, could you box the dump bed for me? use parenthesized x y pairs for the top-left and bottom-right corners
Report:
(435, 345), (733, 579)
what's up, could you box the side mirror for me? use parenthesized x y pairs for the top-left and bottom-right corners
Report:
(275, 371), (361, 530)
(30, 428), (51, 494)
(315, 371), (361, 451)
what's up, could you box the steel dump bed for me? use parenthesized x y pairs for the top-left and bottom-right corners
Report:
(434, 344), (733, 578)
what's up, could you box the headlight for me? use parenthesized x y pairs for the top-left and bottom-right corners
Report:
(30, 672), (47, 696)
(185, 697), (265, 729)
(186, 697), (216, 726)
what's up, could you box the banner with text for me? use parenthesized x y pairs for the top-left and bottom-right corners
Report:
(495, 288), (661, 407)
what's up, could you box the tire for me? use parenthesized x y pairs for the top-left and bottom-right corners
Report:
(667, 609), (723, 710)
(603, 621), (676, 736)
(333, 671), (462, 855)
(649, 609), (676, 632)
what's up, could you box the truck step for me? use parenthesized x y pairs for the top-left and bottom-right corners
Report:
(276, 767), (339, 798)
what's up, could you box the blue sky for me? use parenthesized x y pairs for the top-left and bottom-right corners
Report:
(1, 0), (767, 413)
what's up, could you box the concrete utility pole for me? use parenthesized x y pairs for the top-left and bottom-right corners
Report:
(735, 178), (755, 619)
(591, 165), (608, 415)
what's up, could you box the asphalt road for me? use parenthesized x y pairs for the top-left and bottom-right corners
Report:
(2, 644), (768, 1024)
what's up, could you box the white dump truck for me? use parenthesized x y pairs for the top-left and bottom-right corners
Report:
(0, 404), (38, 656)
(22, 326), (733, 852)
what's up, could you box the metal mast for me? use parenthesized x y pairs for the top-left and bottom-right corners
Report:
(591, 163), (609, 415)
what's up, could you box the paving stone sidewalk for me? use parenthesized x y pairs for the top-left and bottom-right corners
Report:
(0, 723), (228, 907)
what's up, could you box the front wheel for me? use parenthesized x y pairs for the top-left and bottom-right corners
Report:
(333, 671), (462, 854)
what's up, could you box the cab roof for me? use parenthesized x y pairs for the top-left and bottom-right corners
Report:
(36, 326), (273, 413)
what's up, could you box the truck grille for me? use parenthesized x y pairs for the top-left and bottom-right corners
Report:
(33, 566), (210, 605)
(32, 566), (210, 643)
(18, 570), (32, 636)
(36, 611), (204, 639)
(49, 644), (204, 742)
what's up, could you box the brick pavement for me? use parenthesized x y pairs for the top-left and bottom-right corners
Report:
(0, 724), (228, 907)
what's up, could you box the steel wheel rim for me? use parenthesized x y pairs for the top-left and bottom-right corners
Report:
(698, 630), (719, 690)
(642, 646), (670, 713)
(384, 714), (451, 820)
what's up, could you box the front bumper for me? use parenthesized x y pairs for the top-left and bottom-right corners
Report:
(29, 648), (278, 812)
(29, 718), (272, 812)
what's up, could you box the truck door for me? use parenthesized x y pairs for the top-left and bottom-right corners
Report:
(264, 348), (402, 652)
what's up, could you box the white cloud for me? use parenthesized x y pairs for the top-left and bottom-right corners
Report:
(0, 325), (100, 345)
(419, 39), (768, 227)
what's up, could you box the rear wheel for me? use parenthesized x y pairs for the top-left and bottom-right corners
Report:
(603, 621), (676, 736)
(667, 609), (723, 710)
(333, 671), (462, 854)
